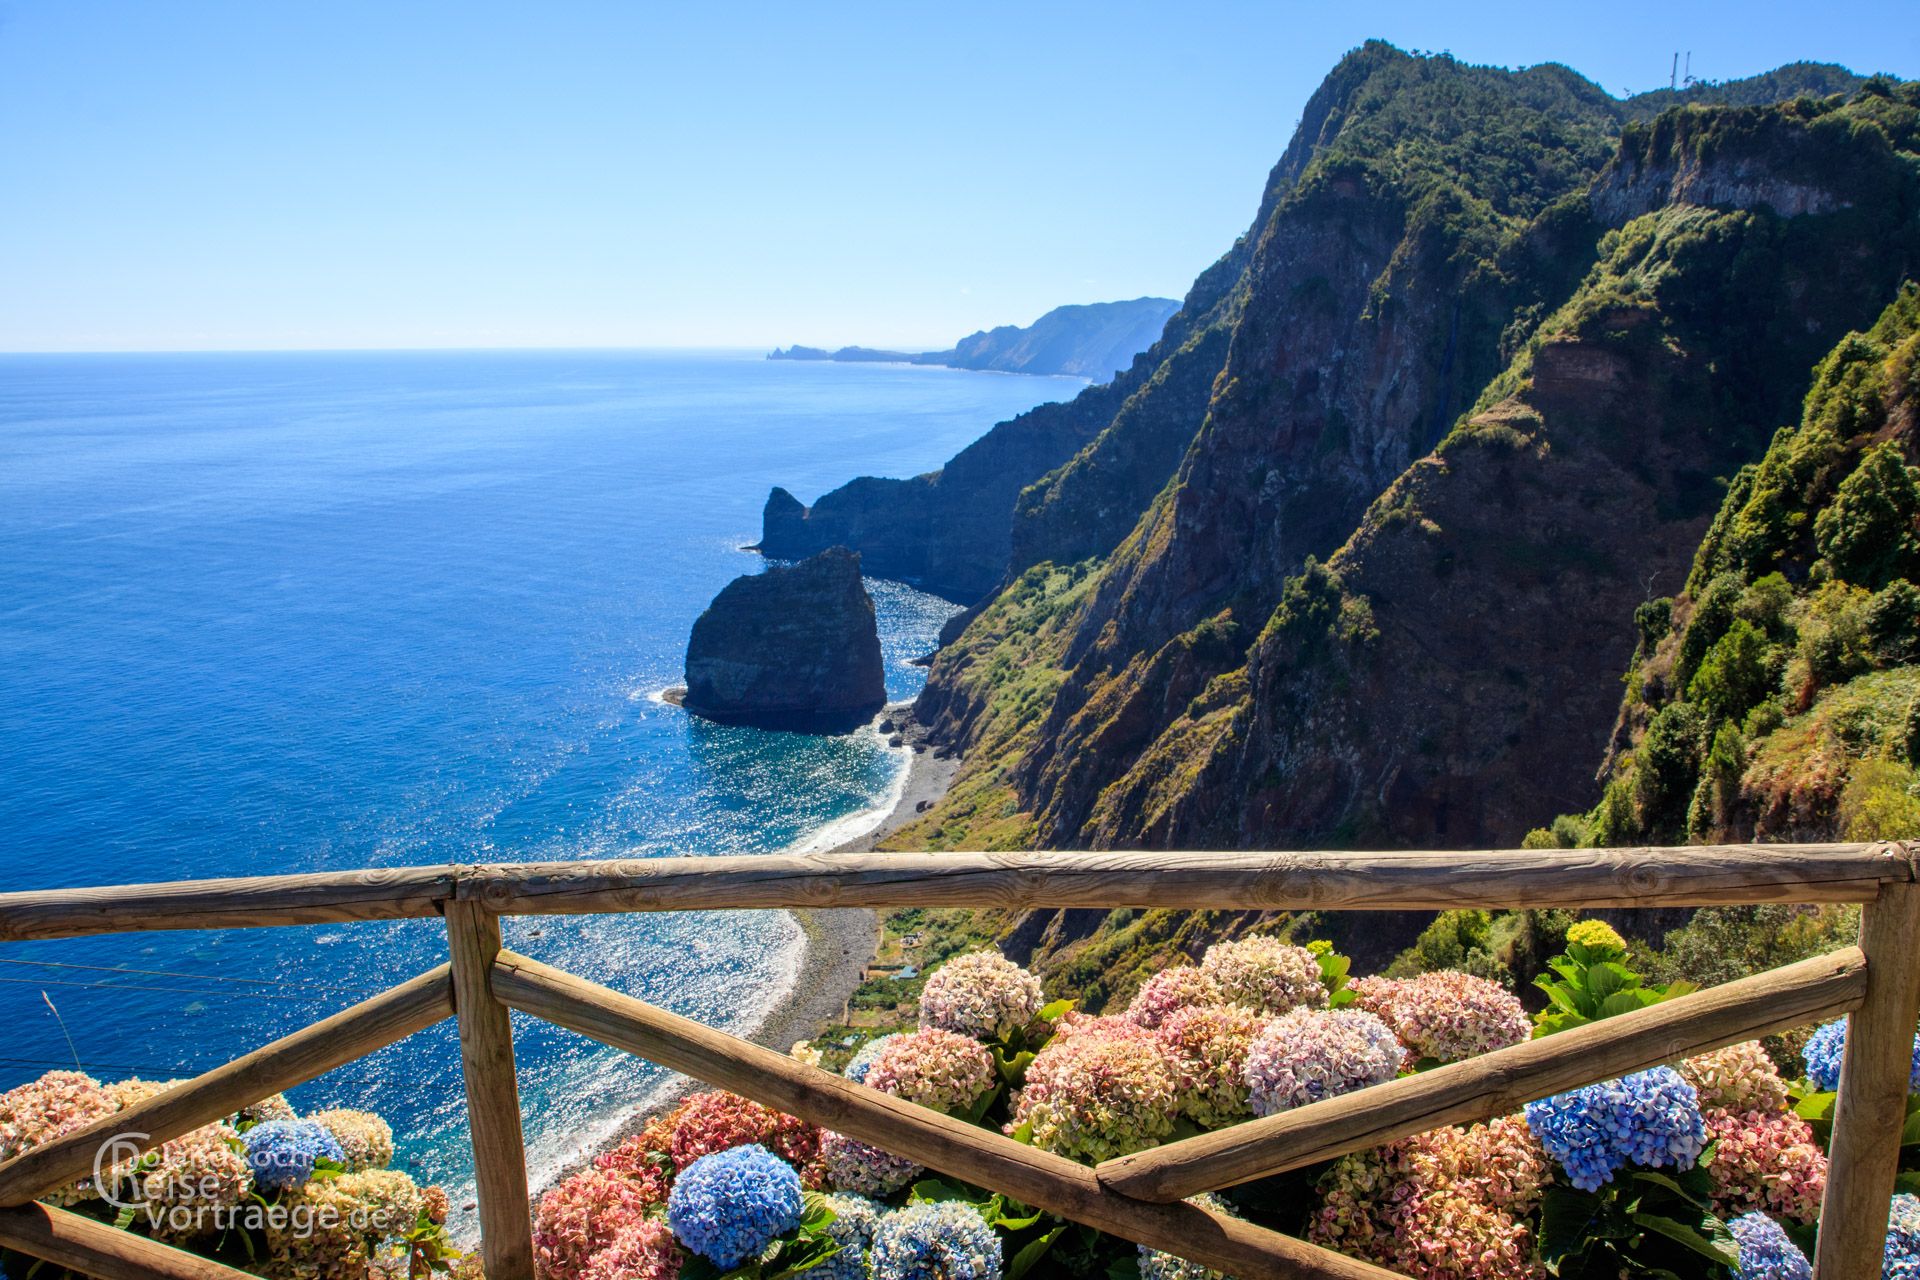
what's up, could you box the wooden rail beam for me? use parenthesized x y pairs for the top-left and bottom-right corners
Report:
(1099, 946), (1868, 1202)
(0, 1202), (256, 1279)
(1816, 882), (1920, 1280)
(488, 948), (1399, 1280)
(0, 965), (454, 1208)
(0, 844), (1908, 939)
(447, 901), (534, 1280)
(0, 866), (454, 940)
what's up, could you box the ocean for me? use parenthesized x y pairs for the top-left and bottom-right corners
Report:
(0, 348), (1078, 1230)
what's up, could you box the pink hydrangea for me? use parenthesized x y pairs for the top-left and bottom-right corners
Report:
(1155, 1003), (1266, 1127)
(0, 1070), (122, 1205)
(666, 1091), (818, 1171)
(595, 1111), (679, 1206)
(820, 1131), (921, 1197)
(1703, 1107), (1827, 1224)
(138, 1122), (254, 1241)
(533, 1168), (659, 1280)
(1311, 1118), (1548, 1280)
(919, 950), (1044, 1040)
(1126, 967), (1223, 1029)
(1009, 1018), (1179, 1163)
(1681, 1042), (1791, 1115)
(1244, 1008), (1404, 1116)
(1200, 937), (1328, 1015)
(578, 1220), (682, 1280)
(863, 1028), (996, 1116)
(1350, 971), (1530, 1064)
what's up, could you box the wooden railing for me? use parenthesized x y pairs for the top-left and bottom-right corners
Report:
(0, 843), (1912, 1280)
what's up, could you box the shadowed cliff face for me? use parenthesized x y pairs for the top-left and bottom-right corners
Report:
(682, 547), (886, 734)
(903, 75), (1919, 857)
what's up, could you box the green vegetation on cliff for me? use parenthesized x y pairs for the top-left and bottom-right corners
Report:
(1534, 284), (1920, 848)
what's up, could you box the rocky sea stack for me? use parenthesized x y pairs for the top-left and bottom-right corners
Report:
(680, 547), (886, 733)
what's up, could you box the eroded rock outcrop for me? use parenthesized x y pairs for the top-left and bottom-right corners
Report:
(681, 548), (886, 733)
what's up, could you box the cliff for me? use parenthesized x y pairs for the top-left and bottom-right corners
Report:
(680, 548), (887, 733)
(753, 277), (1233, 600)
(767, 297), (1180, 381)
(1536, 283), (1920, 848)
(899, 72), (1919, 857)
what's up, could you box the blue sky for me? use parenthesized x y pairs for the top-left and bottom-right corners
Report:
(1, 1), (1914, 352)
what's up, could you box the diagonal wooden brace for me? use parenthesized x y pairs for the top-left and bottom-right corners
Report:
(489, 948), (1400, 1280)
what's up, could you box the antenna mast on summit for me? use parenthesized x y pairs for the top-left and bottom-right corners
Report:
(1671, 52), (1679, 90)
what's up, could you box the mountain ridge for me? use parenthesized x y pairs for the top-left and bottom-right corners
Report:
(767, 296), (1180, 381)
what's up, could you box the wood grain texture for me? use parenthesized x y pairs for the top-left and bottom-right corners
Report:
(1100, 946), (1868, 1202)
(0, 844), (1907, 940)
(448, 902), (534, 1280)
(460, 844), (1912, 913)
(0, 1202), (255, 1279)
(1816, 884), (1920, 1280)
(489, 948), (1398, 1280)
(0, 866), (454, 940)
(0, 966), (454, 1208)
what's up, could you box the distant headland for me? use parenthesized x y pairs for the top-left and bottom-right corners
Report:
(768, 296), (1180, 382)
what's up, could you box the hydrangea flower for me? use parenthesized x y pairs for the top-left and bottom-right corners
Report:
(267, 1168), (424, 1279)
(1729, 1211), (1811, 1280)
(667, 1144), (804, 1268)
(242, 1119), (346, 1193)
(1243, 1008), (1404, 1116)
(1888, 1193), (1920, 1280)
(1200, 937), (1328, 1015)
(1704, 1107), (1826, 1224)
(919, 950), (1044, 1040)
(136, 1123), (253, 1241)
(1350, 971), (1529, 1064)
(790, 1040), (825, 1069)
(667, 1090), (819, 1171)
(309, 1107), (395, 1172)
(1566, 919), (1629, 954)
(814, 1192), (883, 1280)
(821, 1130), (922, 1197)
(105, 1077), (180, 1109)
(1156, 1003), (1266, 1126)
(870, 1201), (1001, 1280)
(1523, 1066), (1707, 1192)
(1138, 1193), (1235, 1280)
(1009, 1017), (1179, 1163)
(579, 1221), (683, 1280)
(1802, 1016), (1920, 1093)
(1126, 967), (1223, 1029)
(844, 1034), (906, 1085)
(595, 1110), (678, 1205)
(863, 1027), (996, 1115)
(1682, 1041), (1792, 1114)
(1310, 1118), (1547, 1280)
(535, 1167), (661, 1280)
(0, 1070), (122, 1205)
(237, 1093), (298, 1125)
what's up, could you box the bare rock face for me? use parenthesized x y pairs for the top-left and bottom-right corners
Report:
(682, 548), (886, 733)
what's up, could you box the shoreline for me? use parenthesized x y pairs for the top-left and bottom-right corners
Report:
(530, 699), (957, 1199)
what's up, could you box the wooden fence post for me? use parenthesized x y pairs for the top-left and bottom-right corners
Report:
(1816, 878), (1920, 1280)
(447, 900), (535, 1280)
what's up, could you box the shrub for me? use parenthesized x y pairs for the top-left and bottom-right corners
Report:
(1816, 442), (1920, 588)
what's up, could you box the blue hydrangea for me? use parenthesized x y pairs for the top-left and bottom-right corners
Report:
(871, 1201), (1002, 1280)
(241, 1119), (346, 1193)
(813, 1192), (882, 1280)
(1730, 1212), (1810, 1280)
(844, 1034), (903, 1085)
(1888, 1193), (1920, 1280)
(1523, 1066), (1707, 1192)
(667, 1143), (803, 1267)
(1801, 1017), (1920, 1093)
